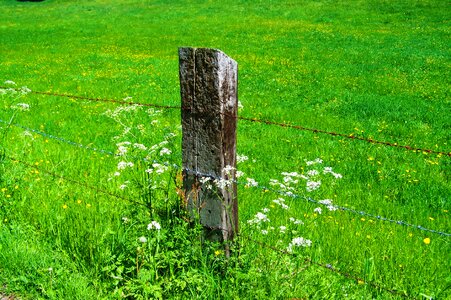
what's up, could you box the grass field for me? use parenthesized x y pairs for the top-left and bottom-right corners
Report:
(0, 0), (450, 299)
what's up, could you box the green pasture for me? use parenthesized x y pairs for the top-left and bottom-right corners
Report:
(0, 0), (450, 299)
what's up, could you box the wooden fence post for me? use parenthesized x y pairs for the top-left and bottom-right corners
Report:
(179, 47), (238, 248)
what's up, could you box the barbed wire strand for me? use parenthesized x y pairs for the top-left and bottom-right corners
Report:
(29, 89), (180, 110)
(241, 234), (416, 299)
(3, 86), (449, 157)
(4, 154), (145, 207)
(246, 183), (451, 237)
(0, 119), (116, 156)
(236, 115), (451, 157)
(3, 119), (449, 237)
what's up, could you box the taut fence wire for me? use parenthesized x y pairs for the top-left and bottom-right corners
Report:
(2, 86), (449, 157)
(2, 118), (449, 237)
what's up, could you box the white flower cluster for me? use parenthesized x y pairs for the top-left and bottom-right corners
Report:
(287, 237), (312, 252)
(147, 221), (161, 230)
(323, 166), (343, 179)
(117, 161), (134, 170)
(11, 103), (30, 111)
(237, 154), (248, 163)
(146, 163), (168, 175)
(272, 198), (289, 210)
(247, 212), (270, 225)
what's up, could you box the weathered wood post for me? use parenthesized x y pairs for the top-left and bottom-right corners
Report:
(179, 47), (238, 249)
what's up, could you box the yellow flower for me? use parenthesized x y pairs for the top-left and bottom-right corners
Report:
(86, 204), (92, 208)
(357, 280), (365, 285)
(62, 204), (68, 209)
(423, 238), (431, 245)
(408, 233), (413, 238)
(77, 200), (82, 204)
(214, 250), (222, 256)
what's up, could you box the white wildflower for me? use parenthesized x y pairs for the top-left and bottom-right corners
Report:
(332, 172), (343, 179)
(238, 100), (244, 110)
(323, 167), (333, 173)
(283, 176), (298, 184)
(114, 172), (121, 177)
(237, 154), (248, 163)
(4, 80), (16, 85)
(117, 145), (128, 156)
(133, 143), (147, 150)
(314, 207), (322, 214)
(287, 237), (312, 253)
(152, 163), (167, 174)
(223, 165), (235, 174)
(147, 221), (161, 230)
(262, 207), (270, 213)
(318, 199), (333, 206)
(306, 180), (321, 192)
(236, 170), (244, 178)
(19, 86), (31, 94)
(261, 230), (268, 235)
(122, 217), (130, 223)
(272, 198), (289, 210)
(289, 217), (304, 225)
(306, 158), (323, 166)
(281, 172), (300, 177)
(245, 177), (258, 188)
(279, 226), (287, 233)
(214, 178), (233, 189)
(327, 205), (338, 211)
(159, 148), (171, 156)
(307, 170), (319, 177)
(117, 161), (127, 170)
(199, 177), (211, 184)
(12, 103), (30, 111)
(138, 236), (147, 243)
(248, 212), (270, 225)
(269, 179), (280, 186)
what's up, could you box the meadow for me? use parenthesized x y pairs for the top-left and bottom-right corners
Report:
(0, 0), (450, 299)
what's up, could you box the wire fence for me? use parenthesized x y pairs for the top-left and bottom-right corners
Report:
(3, 86), (449, 157)
(1, 155), (422, 299)
(1, 85), (449, 299)
(2, 118), (449, 237)
(1, 154), (418, 299)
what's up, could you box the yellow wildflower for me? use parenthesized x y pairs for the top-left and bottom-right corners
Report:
(423, 238), (431, 245)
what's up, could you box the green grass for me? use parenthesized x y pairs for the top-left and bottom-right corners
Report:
(1, 0), (450, 299)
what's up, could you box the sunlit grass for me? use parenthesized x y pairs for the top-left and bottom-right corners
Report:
(1, 0), (450, 299)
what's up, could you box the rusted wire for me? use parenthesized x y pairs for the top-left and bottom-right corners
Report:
(5, 86), (448, 157)
(236, 116), (451, 157)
